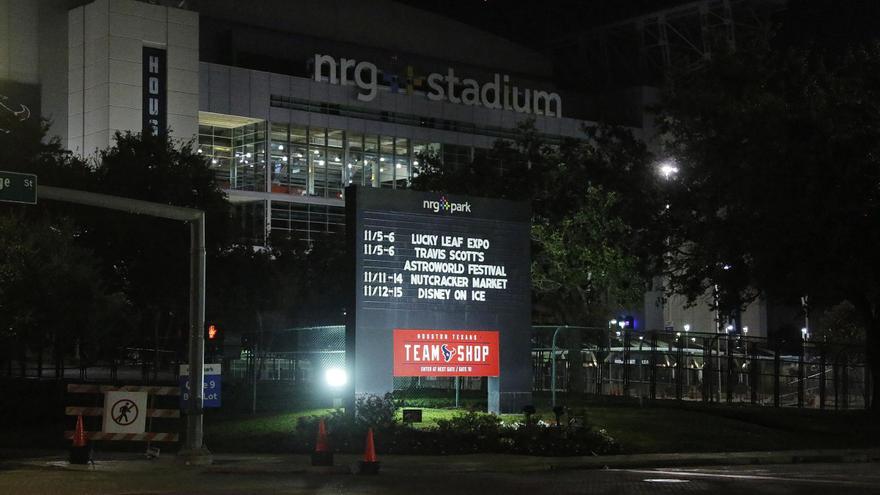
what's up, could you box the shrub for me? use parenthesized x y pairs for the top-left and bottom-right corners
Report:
(292, 405), (619, 456)
(436, 411), (504, 452)
(355, 393), (399, 430)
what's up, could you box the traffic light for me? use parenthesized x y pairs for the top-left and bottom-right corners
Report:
(241, 332), (253, 349)
(205, 324), (223, 361)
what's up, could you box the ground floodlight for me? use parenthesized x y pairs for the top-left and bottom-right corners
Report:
(325, 367), (348, 388)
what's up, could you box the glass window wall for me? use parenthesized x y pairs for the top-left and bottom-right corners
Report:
(394, 137), (410, 188)
(200, 114), (452, 244)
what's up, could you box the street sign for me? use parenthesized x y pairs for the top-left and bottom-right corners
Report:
(102, 391), (148, 434)
(0, 171), (37, 204)
(179, 363), (221, 408)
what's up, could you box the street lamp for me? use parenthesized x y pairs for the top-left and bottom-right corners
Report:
(658, 160), (679, 180)
(615, 319), (627, 340)
(743, 326), (749, 336)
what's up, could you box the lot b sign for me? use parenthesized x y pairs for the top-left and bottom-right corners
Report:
(102, 391), (147, 434)
(179, 363), (221, 409)
(393, 329), (499, 377)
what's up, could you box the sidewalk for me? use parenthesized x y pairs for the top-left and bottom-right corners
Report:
(7, 447), (880, 474)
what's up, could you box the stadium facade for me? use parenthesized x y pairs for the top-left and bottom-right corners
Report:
(0, 0), (788, 337)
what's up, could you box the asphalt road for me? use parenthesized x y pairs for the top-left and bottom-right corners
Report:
(2, 459), (880, 494)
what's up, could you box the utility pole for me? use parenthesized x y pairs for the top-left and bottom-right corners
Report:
(38, 186), (212, 465)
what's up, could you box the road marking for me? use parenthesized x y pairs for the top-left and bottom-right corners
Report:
(622, 468), (875, 486)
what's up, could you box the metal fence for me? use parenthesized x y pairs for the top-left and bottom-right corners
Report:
(225, 325), (345, 385)
(531, 326), (870, 410)
(3, 324), (870, 411)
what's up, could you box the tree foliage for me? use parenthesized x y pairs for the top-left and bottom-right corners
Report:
(0, 108), (346, 373)
(413, 120), (659, 325)
(0, 115), (132, 372)
(658, 11), (880, 407)
(0, 213), (132, 372)
(531, 186), (642, 324)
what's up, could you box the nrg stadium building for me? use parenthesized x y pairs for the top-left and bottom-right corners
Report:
(0, 0), (786, 337)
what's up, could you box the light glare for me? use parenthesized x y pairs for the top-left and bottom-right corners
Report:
(325, 367), (348, 387)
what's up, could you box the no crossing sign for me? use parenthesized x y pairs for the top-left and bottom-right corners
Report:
(102, 390), (148, 434)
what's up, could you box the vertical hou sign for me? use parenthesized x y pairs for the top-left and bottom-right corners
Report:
(142, 47), (167, 136)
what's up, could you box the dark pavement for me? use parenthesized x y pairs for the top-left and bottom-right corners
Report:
(2, 451), (880, 494)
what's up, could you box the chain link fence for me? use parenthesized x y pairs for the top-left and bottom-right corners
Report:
(5, 324), (869, 412)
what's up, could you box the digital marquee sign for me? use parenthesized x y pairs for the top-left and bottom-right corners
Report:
(346, 187), (532, 413)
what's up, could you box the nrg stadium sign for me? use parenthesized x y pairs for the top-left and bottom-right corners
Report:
(313, 54), (563, 118)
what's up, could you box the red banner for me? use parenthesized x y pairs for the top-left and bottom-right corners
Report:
(393, 329), (500, 377)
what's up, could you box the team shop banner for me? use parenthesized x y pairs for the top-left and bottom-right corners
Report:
(393, 329), (499, 377)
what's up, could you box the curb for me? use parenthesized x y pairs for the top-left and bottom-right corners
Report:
(5, 448), (879, 475)
(546, 448), (880, 471)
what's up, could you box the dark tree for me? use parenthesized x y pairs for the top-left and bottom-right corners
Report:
(659, 26), (880, 408)
(0, 113), (130, 376)
(413, 120), (660, 326)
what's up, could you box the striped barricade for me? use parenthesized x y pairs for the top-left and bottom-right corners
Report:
(65, 383), (181, 442)
(63, 431), (179, 442)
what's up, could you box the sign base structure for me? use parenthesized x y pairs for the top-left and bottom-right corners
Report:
(177, 364), (217, 466)
(488, 380), (532, 414)
(177, 445), (213, 466)
(346, 186), (532, 414)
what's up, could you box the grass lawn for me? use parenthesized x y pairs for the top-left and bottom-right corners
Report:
(4, 395), (874, 455)
(395, 407), (521, 428)
(203, 400), (880, 455)
(582, 402), (880, 453)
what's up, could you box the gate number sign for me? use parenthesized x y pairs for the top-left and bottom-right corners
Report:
(179, 363), (222, 409)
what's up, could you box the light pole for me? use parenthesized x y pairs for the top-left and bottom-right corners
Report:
(38, 186), (211, 465)
(801, 295), (810, 339)
(606, 319), (616, 397)
(550, 325), (567, 408)
(683, 324), (691, 386)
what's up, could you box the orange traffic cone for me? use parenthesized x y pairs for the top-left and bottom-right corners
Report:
(358, 428), (380, 475)
(69, 415), (91, 465)
(310, 419), (333, 466)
